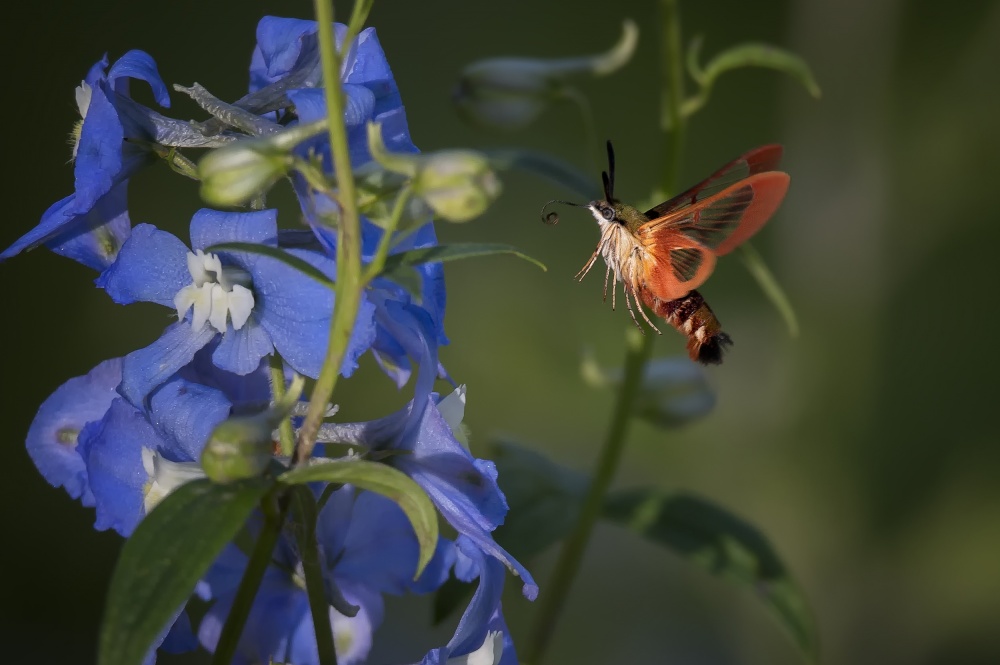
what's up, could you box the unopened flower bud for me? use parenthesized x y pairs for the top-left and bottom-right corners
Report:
(198, 119), (328, 207)
(413, 150), (501, 223)
(201, 416), (274, 483)
(367, 123), (501, 223)
(199, 140), (291, 207)
(635, 358), (715, 428)
(201, 375), (305, 482)
(454, 19), (638, 131)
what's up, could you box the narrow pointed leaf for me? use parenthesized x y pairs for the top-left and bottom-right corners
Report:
(379, 243), (546, 284)
(279, 460), (439, 578)
(98, 478), (273, 665)
(206, 242), (335, 289)
(605, 488), (819, 662)
(739, 243), (799, 338)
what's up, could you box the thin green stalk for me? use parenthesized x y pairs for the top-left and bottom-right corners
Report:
(362, 185), (413, 283)
(271, 356), (296, 457)
(295, 0), (365, 465)
(524, 3), (687, 663)
(523, 328), (653, 665)
(210, 497), (287, 665)
(662, 0), (685, 192)
(291, 487), (339, 665)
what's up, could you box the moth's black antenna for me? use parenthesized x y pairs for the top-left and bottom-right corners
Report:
(540, 199), (585, 225)
(604, 140), (616, 202)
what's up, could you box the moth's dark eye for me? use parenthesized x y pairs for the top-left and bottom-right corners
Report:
(602, 207), (615, 221)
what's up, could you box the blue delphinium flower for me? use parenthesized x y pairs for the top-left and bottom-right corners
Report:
(198, 486), (455, 665)
(25, 358), (122, 506)
(252, 16), (449, 382)
(80, 374), (231, 536)
(317, 304), (538, 601)
(2, 51), (170, 270)
(96, 207), (376, 405)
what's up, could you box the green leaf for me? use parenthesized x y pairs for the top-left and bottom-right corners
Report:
(604, 489), (819, 662)
(279, 459), (439, 578)
(491, 439), (587, 561)
(379, 243), (547, 285)
(485, 148), (600, 200)
(738, 242), (800, 338)
(99, 478), (273, 665)
(680, 36), (821, 120)
(205, 242), (335, 289)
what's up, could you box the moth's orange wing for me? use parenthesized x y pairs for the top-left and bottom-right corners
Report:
(639, 231), (717, 301)
(639, 171), (790, 258)
(644, 145), (785, 220)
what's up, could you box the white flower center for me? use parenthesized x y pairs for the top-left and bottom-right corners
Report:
(448, 631), (504, 665)
(141, 448), (206, 515)
(70, 81), (93, 160)
(174, 250), (255, 333)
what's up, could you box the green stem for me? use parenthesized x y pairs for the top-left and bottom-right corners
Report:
(662, 0), (685, 192)
(523, 329), (652, 665)
(210, 496), (286, 665)
(270, 356), (296, 457)
(291, 487), (339, 665)
(524, 3), (687, 663)
(295, 0), (365, 465)
(362, 185), (413, 283)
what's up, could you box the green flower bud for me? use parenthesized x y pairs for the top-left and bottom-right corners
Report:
(413, 150), (502, 223)
(200, 416), (275, 484)
(198, 119), (328, 207)
(201, 375), (305, 483)
(454, 19), (638, 131)
(367, 123), (501, 223)
(198, 140), (290, 207)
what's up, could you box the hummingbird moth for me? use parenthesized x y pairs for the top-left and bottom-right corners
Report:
(543, 142), (790, 364)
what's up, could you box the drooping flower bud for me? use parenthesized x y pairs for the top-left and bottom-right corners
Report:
(367, 123), (502, 223)
(634, 358), (715, 428)
(198, 119), (328, 207)
(582, 351), (715, 428)
(454, 19), (638, 131)
(201, 375), (305, 483)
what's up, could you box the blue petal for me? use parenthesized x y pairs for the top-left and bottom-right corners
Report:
(1, 194), (75, 263)
(343, 28), (402, 114)
(25, 357), (122, 505)
(160, 610), (199, 654)
(74, 82), (124, 213)
(96, 224), (190, 306)
(250, 18), (347, 91)
(212, 320), (275, 376)
(107, 50), (170, 107)
(84, 54), (110, 86)
(148, 376), (232, 461)
(395, 402), (538, 600)
(200, 568), (310, 665)
(180, 343), (272, 408)
(47, 181), (131, 270)
(253, 249), (375, 378)
(188, 208), (278, 261)
(120, 322), (217, 407)
(319, 489), (453, 596)
(80, 398), (161, 536)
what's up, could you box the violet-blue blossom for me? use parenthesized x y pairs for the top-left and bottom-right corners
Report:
(96, 207), (376, 405)
(1, 50), (170, 270)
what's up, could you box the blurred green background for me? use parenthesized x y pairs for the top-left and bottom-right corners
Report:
(3, 0), (999, 663)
